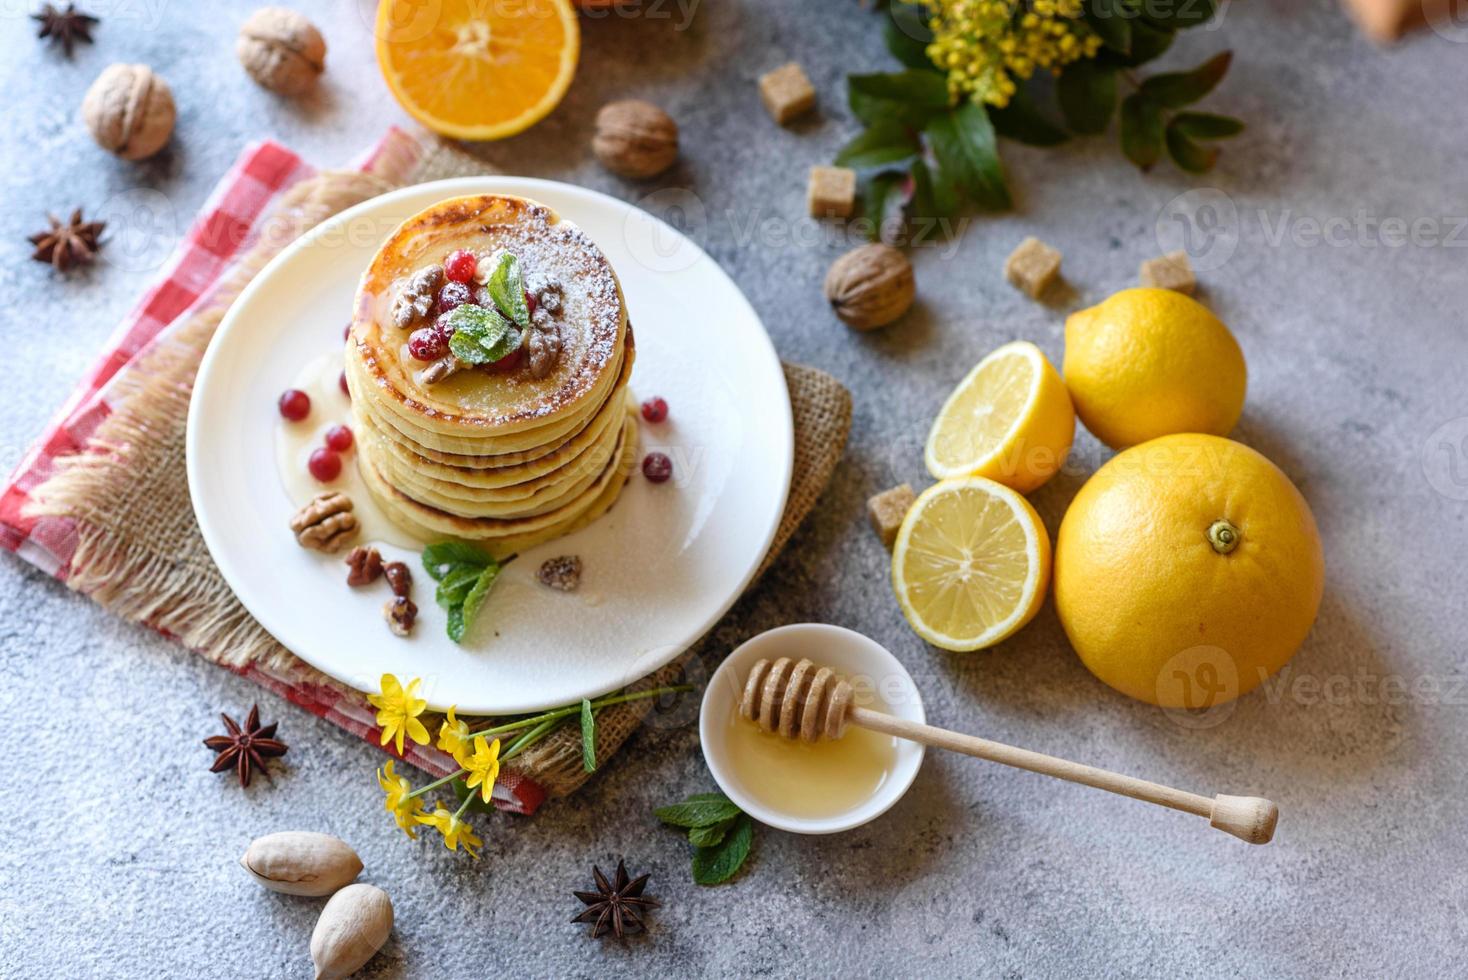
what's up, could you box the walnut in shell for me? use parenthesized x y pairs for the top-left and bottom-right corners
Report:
(824, 244), (915, 331)
(237, 7), (326, 96)
(290, 492), (359, 552)
(81, 64), (176, 161)
(592, 100), (679, 179)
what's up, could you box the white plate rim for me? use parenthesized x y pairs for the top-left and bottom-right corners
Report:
(186, 175), (794, 713)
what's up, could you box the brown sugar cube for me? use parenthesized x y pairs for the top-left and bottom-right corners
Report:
(808, 166), (856, 218)
(759, 62), (816, 125)
(1003, 237), (1062, 299)
(867, 483), (916, 550)
(1139, 250), (1196, 295)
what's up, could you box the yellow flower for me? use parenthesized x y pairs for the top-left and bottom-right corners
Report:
(367, 673), (430, 755)
(416, 804), (483, 858)
(437, 706), (472, 759)
(460, 736), (502, 804)
(376, 760), (425, 840)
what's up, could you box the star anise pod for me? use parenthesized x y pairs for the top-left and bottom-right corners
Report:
(29, 209), (105, 273)
(572, 860), (658, 941)
(203, 704), (288, 788)
(31, 3), (98, 57)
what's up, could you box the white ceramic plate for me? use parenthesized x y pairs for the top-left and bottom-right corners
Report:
(187, 177), (792, 714)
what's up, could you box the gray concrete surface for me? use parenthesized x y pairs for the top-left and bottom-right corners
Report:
(2, 1), (1466, 976)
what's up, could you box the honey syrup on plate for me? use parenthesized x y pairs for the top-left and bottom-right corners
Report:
(723, 703), (899, 819)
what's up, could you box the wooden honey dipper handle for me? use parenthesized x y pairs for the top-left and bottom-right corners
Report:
(740, 657), (1279, 845)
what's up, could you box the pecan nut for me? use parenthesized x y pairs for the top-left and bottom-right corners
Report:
(391, 265), (444, 329)
(383, 561), (413, 598)
(345, 546), (383, 586)
(290, 492), (359, 552)
(384, 597), (417, 637)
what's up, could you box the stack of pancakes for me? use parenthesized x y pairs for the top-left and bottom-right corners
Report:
(345, 194), (637, 556)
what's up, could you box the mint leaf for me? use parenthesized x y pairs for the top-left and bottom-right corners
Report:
(435, 565), (481, 610)
(692, 814), (753, 885)
(580, 699), (596, 773)
(924, 103), (1010, 211)
(486, 252), (529, 328)
(446, 604), (467, 644)
(655, 797), (741, 828)
(446, 304), (515, 366)
(1139, 51), (1232, 109)
(835, 121), (920, 169)
(1057, 60), (1117, 135)
(1120, 93), (1165, 170)
(422, 541), (492, 579)
(688, 817), (734, 848)
(458, 561), (503, 640)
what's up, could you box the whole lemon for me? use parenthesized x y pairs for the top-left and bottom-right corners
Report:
(1054, 434), (1323, 707)
(1063, 288), (1246, 450)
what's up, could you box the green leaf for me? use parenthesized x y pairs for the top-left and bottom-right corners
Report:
(485, 251), (529, 328)
(1114, 19), (1175, 66)
(924, 102), (1010, 211)
(989, 85), (1069, 146)
(579, 698), (596, 773)
(860, 171), (904, 241)
(692, 814), (754, 885)
(422, 541), (492, 579)
(1171, 111), (1244, 140)
(834, 121), (920, 169)
(655, 797), (742, 828)
(849, 70), (949, 108)
(435, 564), (482, 610)
(1120, 93), (1165, 170)
(458, 562), (503, 639)
(1165, 121), (1219, 173)
(1085, 0), (1132, 56)
(1139, 51), (1233, 109)
(445, 303), (515, 365)
(1143, 0), (1218, 30)
(688, 817), (735, 848)
(1056, 60), (1117, 135)
(446, 604), (467, 644)
(883, 2), (934, 70)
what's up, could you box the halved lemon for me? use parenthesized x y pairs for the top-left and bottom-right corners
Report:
(892, 477), (1051, 652)
(375, 0), (580, 141)
(924, 340), (1075, 493)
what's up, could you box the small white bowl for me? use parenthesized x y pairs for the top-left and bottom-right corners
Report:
(700, 623), (926, 834)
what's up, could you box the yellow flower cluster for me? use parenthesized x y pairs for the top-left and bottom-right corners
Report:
(910, 0), (1103, 108)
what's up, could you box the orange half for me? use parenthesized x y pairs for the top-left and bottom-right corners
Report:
(375, 0), (580, 141)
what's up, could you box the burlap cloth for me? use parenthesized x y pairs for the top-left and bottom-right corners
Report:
(24, 136), (852, 805)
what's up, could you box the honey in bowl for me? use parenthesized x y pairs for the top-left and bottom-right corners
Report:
(722, 701), (899, 821)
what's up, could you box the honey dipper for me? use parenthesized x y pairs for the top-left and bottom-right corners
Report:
(739, 657), (1279, 845)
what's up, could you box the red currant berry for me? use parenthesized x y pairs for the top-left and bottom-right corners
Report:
(308, 447), (342, 482)
(278, 389), (310, 421)
(339, 371), (350, 397)
(444, 249), (477, 284)
(432, 310), (459, 341)
(640, 397), (669, 423)
(525, 289), (537, 316)
(437, 281), (472, 313)
(642, 452), (673, 483)
(407, 326), (448, 361)
(325, 425), (354, 452)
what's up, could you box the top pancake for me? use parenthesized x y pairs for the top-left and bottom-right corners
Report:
(350, 194), (627, 440)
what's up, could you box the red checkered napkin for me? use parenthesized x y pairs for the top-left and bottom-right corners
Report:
(0, 129), (545, 814)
